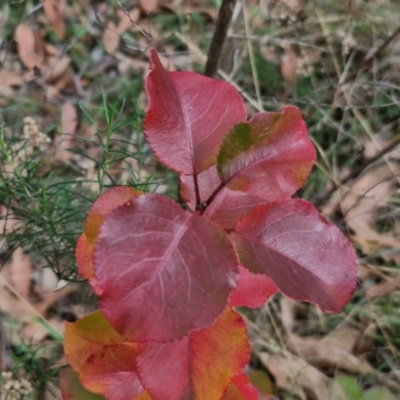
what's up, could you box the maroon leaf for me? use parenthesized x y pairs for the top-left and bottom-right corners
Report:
(180, 165), (265, 230)
(144, 50), (246, 175)
(95, 194), (239, 342)
(217, 107), (316, 200)
(231, 199), (357, 313)
(228, 264), (277, 308)
(136, 307), (249, 400)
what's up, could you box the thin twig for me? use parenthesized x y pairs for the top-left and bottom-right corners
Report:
(112, 0), (151, 40)
(305, 23), (400, 122)
(314, 133), (400, 206)
(360, 24), (400, 69)
(204, 0), (236, 77)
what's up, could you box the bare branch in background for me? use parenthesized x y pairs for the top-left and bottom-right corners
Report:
(204, 0), (236, 78)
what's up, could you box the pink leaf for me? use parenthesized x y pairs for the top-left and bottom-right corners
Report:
(231, 199), (357, 313)
(136, 307), (249, 400)
(228, 264), (277, 308)
(180, 165), (265, 230)
(144, 50), (246, 175)
(95, 194), (239, 342)
(217, 107), (316, 200)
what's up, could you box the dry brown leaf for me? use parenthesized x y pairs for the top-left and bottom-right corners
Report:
(139, 0), (158, 14)
(282, 0), (304, 14)
(280, 43), (298, 86)
(9, 247), (32, 300)
(14, 23), (42, 70)
(54, 67), (75, 92)
(0, 278), (30, 321)
(341, 164), (400, 252)
(287, 326), (372, 375)
(43, 55), (71, 82)
(117, 7), (140, 33)
(366, 276), (400, 298)
(41, 0), (66, 39)
(61, 101), (78, 136)
(103, 8), (140, 55)
(259, 352), (330, 400)
(103, 21), (120, 55)
(357, 263), (380, 279)
(55, 101), (78, 163)
(259, 46), (281, 67)
(280, 297), (297, 334)
(44, 42), (60, 56)
(0, 70), (23, 87)
(46, 85), (61, 100)
(0, 69), (23, 99)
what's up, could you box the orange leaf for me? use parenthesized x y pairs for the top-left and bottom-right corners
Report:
(59, 367), (105, 400)
(137, 307), (250, 400)
(64, 310), (152, 399)
(64, 310), (127, 371)
(80, 344), (147, 400)
(221, 372), (258, 400)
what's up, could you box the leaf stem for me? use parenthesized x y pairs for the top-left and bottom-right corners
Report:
(193, 174), (202, 210)
(198, 180), (226, 215)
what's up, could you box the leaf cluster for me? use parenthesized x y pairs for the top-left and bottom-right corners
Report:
(62, 50), (357, 400)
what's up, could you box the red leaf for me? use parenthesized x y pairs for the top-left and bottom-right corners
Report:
(217, 107), (316, 200)
(95, 194), (239, 342)
(79, 344), (147, 400)
(76, 187), (142, 292)
(136, 307), (249, 400)
(144, 50), (246, 175)
(231, 199), (357, 313)
(221, 373), (259, 400)
(228, 264), (277, 308)
(59, 367), (105, 400)
(180, 165), (266, 230)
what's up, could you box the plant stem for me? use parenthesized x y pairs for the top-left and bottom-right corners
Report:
(204, 0), (236, 78)
(199, 180), (226, 215)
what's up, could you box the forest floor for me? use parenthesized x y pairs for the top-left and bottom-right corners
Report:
(0, 0), (400, 398)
